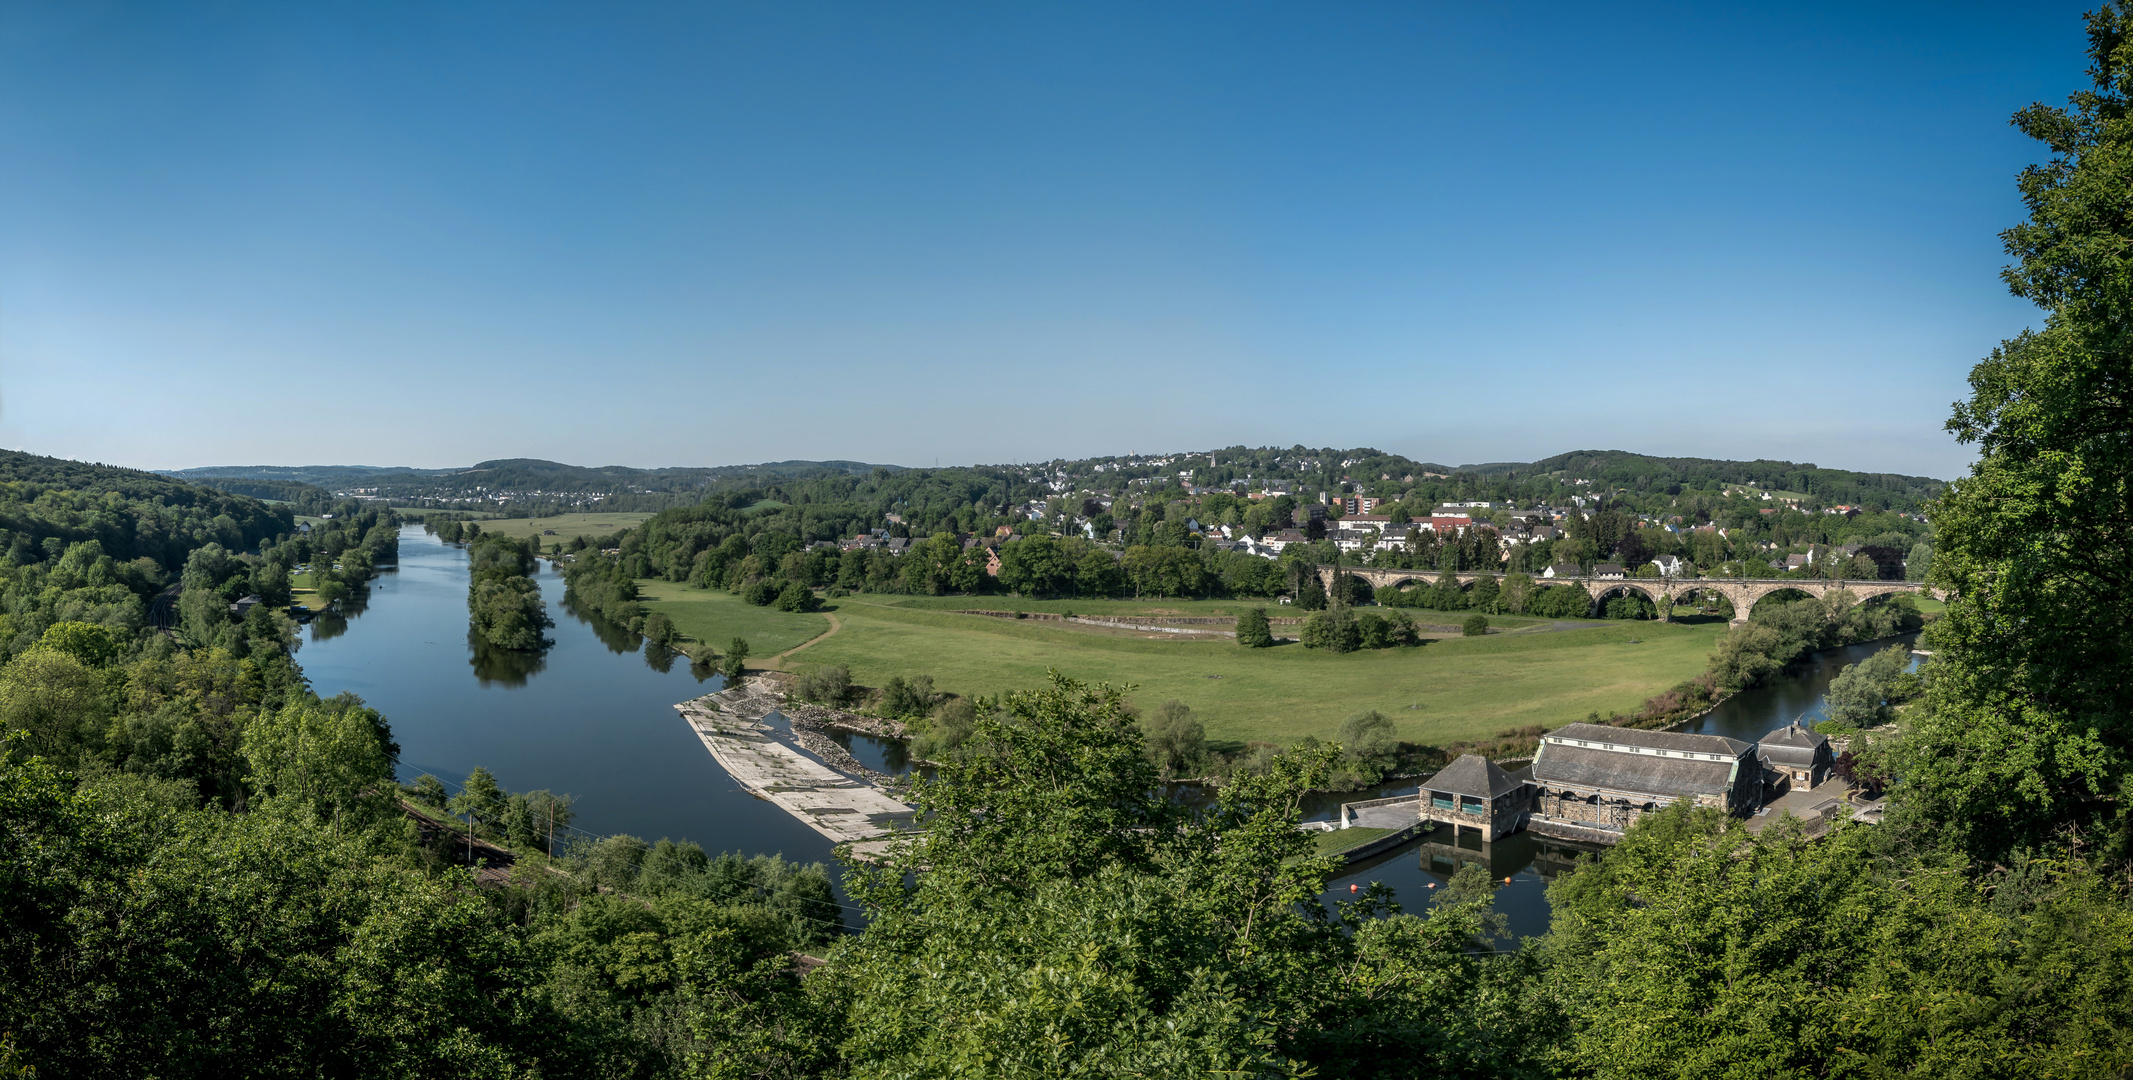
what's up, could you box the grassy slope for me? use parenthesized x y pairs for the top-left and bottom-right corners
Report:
(634, 581), (830, 656)
(869, 594), (1555, 629)
(472, 512), (653, 542)
(797, 595), (1725, 746)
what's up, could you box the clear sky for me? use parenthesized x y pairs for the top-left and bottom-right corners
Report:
(0, 2), (2094, 479)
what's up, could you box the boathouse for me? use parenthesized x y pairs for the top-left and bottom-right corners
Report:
(1417, 754), (1531, 841)
(1526, 723), (1762, 843)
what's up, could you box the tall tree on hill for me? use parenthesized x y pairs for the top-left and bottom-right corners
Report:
(1902, 2), (2133, 863)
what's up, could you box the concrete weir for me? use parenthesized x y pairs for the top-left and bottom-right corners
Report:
(674, 681), (914, 847)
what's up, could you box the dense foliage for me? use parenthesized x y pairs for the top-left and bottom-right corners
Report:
(467, 533), (552, 651)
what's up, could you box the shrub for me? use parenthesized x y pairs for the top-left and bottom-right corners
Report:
(774, 581), (817, 612)
(878, 674), (940, 719)
(1463, 614), (1488, 637)
(1142, 700), (1206, 777)
(743, 579), (779, 606)
(1236, 607), (1274, 648)
(1300, 608), (1359, 652)
(795, 664), (852, 706)
(640, 611), (677, 646)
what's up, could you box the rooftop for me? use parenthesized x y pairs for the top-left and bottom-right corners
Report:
(1419, 754), (1525, 799)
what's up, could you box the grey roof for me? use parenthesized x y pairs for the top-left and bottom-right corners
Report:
(1533, 744), (1739, 799)
(1759, 721), (1829, 766)
(1420, 754), (1524, 799)
(1544, 722), (1751, 758)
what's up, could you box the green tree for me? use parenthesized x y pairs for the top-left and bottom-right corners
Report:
(1141, 699), (1205, 777)
(0, 648), (106, 766)
(1896, 6), (2133, 859)
(1821, 644), (1911, 730)
(724, 637), (750, 680)
(241, 700), (396, 829)
(1235, 606), (1274, 648)
(1462, 614), (1488, 637)
(447, 766), (507, 832)
(36, 622), (125, 667)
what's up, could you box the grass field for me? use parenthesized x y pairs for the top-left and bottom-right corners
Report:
(627, 582), (1728, 745)
(633, 581), (832, 657)
(287, 570), (330, 611)
(800, 594), (1722, 745)
(465, 512), (652, 543)
(867, 594), (1558, 630)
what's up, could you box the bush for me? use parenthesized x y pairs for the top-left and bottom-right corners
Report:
(878, 674), (940, 719)
(1142, 700), (1206, 777)
(795, 665), (852, 706)
(1300, 608), (1359, 652)
(640, 611), (677, 646)
(1463, 614), (1488, 637)
(743, 579), (779, 606)
(1236, 607), (1274, 648)
(774, 581), (817, 612)
(911, 696), (976, 760)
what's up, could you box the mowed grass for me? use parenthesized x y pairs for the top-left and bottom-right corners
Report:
(870, 594), (1556, 629)
(792, 595), (1727, 746)
(287, 570), (330, 611)
(633, 581), (831, 657)
(471, 512), (652, 543)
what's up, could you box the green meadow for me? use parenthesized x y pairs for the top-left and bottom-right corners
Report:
(629, 583), (1726, 747)
(633, 581), (832, 657)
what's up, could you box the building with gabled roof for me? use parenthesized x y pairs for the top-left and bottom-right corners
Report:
(1525, 723), (1763, 843)
(1417, 754), (1533, 841)
(1758, 721), (1834, 791)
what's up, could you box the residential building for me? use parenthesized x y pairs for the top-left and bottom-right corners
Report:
(1591, 563), (1625, 579)
(1758, 722), (1835, 792)
(1651, 554), (1684, 577)
(1542, 563), (1581, 578)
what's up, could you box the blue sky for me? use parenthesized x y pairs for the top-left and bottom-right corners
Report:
(0, 1), (2093, 478)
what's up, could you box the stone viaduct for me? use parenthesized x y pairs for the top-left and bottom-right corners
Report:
(1313, 564), (1942, 624)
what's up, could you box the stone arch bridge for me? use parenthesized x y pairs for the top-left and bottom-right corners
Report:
(1314, 565), (1943, 624)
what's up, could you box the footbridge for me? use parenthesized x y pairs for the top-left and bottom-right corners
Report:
(1314, 565), (1942, 624)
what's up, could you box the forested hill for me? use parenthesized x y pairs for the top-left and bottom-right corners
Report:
(1455, 450), (1946, 504)
(162, 458), (903, 514)
(0, 449), (292, 567)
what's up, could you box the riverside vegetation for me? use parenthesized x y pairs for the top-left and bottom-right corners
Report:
(11, 12), (2133, 1072)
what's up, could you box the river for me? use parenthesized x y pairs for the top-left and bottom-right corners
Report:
(302, 526), (1911, 938)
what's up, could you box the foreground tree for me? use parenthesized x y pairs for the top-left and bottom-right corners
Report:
(1904, 3), (2133, 861)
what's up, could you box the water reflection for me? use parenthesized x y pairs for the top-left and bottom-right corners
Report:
(469, 629), (548, 687)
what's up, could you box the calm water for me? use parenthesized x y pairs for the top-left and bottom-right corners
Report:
(302, 527), (1902, 938)
(299, 528), (840, 869)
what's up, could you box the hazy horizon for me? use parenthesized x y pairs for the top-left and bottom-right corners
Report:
(4, 2), (2089, 479)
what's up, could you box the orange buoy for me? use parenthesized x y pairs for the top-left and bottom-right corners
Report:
(1503, 876), (1513, 884)
(1349, 884), (1359, 892)
(1426, 882), (1437, 888)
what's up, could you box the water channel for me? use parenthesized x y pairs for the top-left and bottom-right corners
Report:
(302, 526), (1914, 939)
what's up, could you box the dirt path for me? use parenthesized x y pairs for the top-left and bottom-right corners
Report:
(767, 612), (841, 669)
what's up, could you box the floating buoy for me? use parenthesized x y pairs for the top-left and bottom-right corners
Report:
(1426, 883), (1437, 888)
(1503, 876), (1513, 884)
(1349, 884), (1359, 893)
